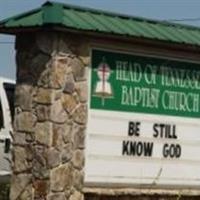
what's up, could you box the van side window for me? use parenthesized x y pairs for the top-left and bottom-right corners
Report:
(3, 83), (15, 123)
(0, 99), (4, 129)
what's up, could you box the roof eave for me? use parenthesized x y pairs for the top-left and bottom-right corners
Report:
(2, 24), (200, 53)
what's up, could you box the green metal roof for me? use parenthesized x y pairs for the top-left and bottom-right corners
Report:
(1, 1), (200, 47)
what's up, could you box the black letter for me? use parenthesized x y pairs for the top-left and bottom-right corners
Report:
(163, 143), (169, 158)
(137, 142), (143, 156)
(122, 140), (129, 155)
(173, 125), (177, 139)
(175, 144), (181, 158)
(130, 141), (136, 155)
(143, 142), (154, 157)
(153, 124), (159, 137)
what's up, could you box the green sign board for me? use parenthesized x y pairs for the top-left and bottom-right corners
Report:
(90, 49), (200, 118)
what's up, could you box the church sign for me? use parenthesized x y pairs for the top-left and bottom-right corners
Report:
(85, 49), (200, 189)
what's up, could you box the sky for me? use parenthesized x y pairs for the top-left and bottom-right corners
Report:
(1, 0), (200, 79)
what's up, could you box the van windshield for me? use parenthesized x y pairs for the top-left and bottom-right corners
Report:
(0, 99), (4, 129)
(3, 83), (15, 123)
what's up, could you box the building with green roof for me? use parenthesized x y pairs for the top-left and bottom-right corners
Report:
(1, 2), (200, 200)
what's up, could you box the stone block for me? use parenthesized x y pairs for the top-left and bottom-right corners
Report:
(61, 93), (78, 113)
(34, 87), (56, 105)
(47, 147), (61, 168)
(46, 55), (68, 89)
(47, 192), (66, 200)
(69, 191), (84, 200)
(52, 123), (72, 145)
(32, 161), (49, 179)
(33, 180), (48, 198)
(72, 150), (84, 170)
(9, 174), (32, 200)
(69, 57), (86, 81)
(61, 143), (73, 163)
(52, 124), (65, 149)
(36, 104), (51, 122)
(72, 104), (87, 124)
(19, 184), (32, 200)
(26, 132), (35, 142)
(62, 122), (73, 144)
(33, 145), (47, 166)
(63, 73), (75, 94)
(50, 100), (69, 123)
(50, 164), (73, 192)
(13, 146), (31, 173)
(35, 122), (53, 146)
(13, 132), (27, 145)
(73, 124), (85, 149)
(32, 146), (49, 179)
(73, 169), (84, 191)
(14, 112), (37, 133)
(15, 84), (33, 111)
(79, 56), (90, 66)
(75, 81), (88, 102)
(63, 81), (75, 94)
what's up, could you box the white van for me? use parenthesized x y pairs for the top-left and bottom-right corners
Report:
(0, 77), (15, 182)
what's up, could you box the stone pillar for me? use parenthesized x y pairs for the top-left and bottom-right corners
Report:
(10, 32), (89, 200)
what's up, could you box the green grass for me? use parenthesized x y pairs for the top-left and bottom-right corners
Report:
(0, 183), (10, 200)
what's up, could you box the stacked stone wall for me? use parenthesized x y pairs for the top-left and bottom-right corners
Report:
(10, 32), (89, 200)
